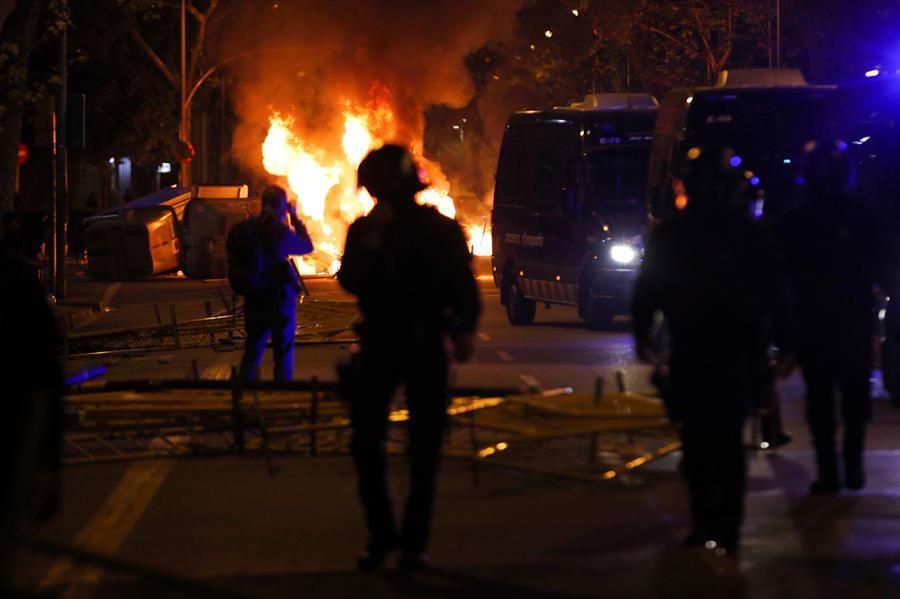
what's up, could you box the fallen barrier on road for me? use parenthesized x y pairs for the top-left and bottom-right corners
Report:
(62, 296), (359, 357)
(63, 371), (679, 484)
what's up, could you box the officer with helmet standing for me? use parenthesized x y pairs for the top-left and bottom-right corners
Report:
(633, 145), (786, 556)
(338, 144), (481, 570)
(778, 140), (897, 494)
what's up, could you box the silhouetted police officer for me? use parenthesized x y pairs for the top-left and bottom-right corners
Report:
(234, 185), (313, 382)
(0, 243), (62, 588)
(633, 145), (785, 556)
(338, 145), (481, 571)
(778, 140), (897, 493)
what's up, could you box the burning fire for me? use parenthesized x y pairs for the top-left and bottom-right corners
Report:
(261, 95), (491, 275)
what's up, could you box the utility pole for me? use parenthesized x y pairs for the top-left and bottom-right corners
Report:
(55, 4), (68, 298)
(776, 0), (782, 68)
(45, 99), (57, 296)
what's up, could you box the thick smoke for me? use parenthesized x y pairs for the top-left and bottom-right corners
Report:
(222, 0), (522, 178)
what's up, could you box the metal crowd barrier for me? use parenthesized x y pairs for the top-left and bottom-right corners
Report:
(62, 296), (359, 357)
(63, 371), (680, 485)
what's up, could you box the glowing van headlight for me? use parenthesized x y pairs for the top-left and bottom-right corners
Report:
(609, 243), (638, 265)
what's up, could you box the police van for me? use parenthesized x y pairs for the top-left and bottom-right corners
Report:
(491, 93), (658, 328)
(647, 69), (835, 222)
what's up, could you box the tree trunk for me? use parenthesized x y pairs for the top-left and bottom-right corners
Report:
(181, 104), (192, 187)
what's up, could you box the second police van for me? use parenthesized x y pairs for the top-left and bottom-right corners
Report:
(646, 69), (835, 223)
(491, 93), (659, 329)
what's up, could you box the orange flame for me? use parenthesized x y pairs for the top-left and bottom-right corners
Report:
(261, 95), (491, 274)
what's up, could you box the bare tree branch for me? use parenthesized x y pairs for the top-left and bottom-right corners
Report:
(126, 20), (178, 89)
(188, 0), (218, 87)
(692, 10), (718, 71)
(187, 2), (204, 23)
(646, 26), (689, 53)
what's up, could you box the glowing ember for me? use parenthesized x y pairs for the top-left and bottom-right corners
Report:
(261, 95), (491, 273)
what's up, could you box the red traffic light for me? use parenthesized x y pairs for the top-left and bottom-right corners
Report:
(17, 143), (28, 166)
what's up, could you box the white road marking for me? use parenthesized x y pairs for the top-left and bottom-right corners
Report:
(497, 350), (514, 362)
(202, 363), (234, 380)
(519, 374), (542, 390)
(40, 460), (173, 596)
(99, 282), (121, 308)
(478, 332), (492, 342)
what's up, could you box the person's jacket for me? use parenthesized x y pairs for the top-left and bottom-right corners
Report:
(778, 192), (897, 322)
(338, 201), (481, 340)
(250, 212), (314, 296)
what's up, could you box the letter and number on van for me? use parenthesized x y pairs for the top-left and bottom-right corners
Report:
(491, 93), (657, 330)
(504, 233), (544, 247)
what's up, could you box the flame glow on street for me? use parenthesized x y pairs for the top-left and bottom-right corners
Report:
(261, 98), (491, 275)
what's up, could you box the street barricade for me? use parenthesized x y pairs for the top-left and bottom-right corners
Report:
(62, 296), (359, 357)
(62, 372), (679, 485)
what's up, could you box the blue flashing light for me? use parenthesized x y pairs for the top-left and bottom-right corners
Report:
(750, 176), (761, 186)
(65, 366), (107, 386)
(752, 200), (765, 219)
(837, 140), (848, 151)
(795, 175), (806, 186)
(783, 158), (792, 165)
(729, 155), (743, 168)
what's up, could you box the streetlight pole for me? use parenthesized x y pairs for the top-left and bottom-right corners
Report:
(180, 0), (190, 187)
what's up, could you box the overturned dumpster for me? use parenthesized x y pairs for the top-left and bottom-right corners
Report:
(181, 185), (257, 279)
(83, 185), (254, 281)
(83, 206), (182, 280)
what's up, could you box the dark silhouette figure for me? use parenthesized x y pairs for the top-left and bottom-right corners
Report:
(633, 145), (785, 555)
(338, 145), (481, 571)
(227, 185), (313, 382)
(0, 243), (63, 589)
(778, 139), (897, 493)
(1, 212), (25, 255)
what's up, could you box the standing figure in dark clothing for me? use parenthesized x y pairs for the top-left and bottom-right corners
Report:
(338, 145), (481, 571)
(1, 212), (25, 255)
(227, 185), (313, 382)
(0, 244), (63, 589)
(778, 140), (897, 494)
(632, 145), (785, 556)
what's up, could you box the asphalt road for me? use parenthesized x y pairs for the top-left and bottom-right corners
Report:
(64, 262), (653, 396)
(17, 265), (900, 597)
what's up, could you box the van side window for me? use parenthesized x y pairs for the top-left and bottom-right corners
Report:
(496, 144), (530, 206)
(531, 143), (565, 213)
(563, 158), (583, 217)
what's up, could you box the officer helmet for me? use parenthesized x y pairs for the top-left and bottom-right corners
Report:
(357, 144), (428, 201)
(800, 139), (855, 194)
(679, 144), (747, 210)
(261, 185), (290, 214)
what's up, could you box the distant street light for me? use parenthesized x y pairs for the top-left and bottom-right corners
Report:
(544, 29), (553, 39)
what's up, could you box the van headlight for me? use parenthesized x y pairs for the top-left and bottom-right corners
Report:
(609, 243), (638, 265)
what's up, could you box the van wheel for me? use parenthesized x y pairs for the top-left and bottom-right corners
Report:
(505, 279), (536, 325)
(583, 294), (615, 331)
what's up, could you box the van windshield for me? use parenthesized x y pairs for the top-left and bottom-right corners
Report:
(586, 146), (651, 206)
(688, 89), (830, 148)
(685, 88), (833, 217)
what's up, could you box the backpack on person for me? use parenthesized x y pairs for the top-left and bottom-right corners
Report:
(226, 219), (264, 295)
